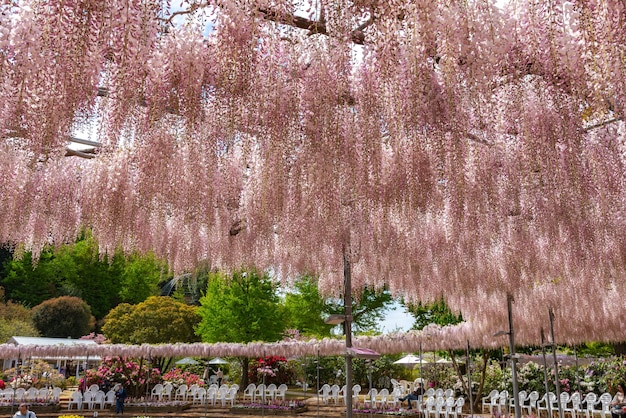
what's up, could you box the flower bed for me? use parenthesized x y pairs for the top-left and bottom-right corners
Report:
(231, 402), (308, 415)
(353, 408), (420, 417)
(116, 401), (191, 414)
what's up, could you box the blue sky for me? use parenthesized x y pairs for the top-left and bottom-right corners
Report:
(379, 301), (414, 333)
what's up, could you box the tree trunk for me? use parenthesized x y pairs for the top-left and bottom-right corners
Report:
(241, 357), (249, 388)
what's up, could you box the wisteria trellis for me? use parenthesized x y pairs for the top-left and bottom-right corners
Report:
(1, 0), (626, 353)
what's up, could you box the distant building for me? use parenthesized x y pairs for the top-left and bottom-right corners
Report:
(3, 336), (100, 377)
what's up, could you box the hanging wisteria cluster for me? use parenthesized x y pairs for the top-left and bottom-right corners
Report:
(1, 0), (626, 350)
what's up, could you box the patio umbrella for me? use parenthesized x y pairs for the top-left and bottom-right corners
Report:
(175, 357), (199, 365)
(393, 354), (425, 366)
(208, 357), (229, 365)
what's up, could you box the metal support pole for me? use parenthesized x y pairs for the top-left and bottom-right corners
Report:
(549, 308), (564, 418)
(344, 250), (354, 418)
(316, 351), (320, 418)
(507, 294), (522, 418)
(368, 360), (373, 418)
(467, 341), (474, 417)
(541, 328), (553, 418)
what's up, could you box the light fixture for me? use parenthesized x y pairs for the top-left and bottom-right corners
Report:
(324, 314), (346, 325)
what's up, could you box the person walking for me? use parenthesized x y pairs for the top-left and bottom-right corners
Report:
(115, 384), (127, 414)
(13, 403), (36, 418)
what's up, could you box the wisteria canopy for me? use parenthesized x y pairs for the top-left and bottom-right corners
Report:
(1, 0), (626, 355)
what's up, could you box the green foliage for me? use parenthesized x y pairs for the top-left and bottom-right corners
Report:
(284, 277), (395, 336)
(1, 235), (166, 319)
(0, 319), (39, 343)
(196, 270), (285, 344)
(248, 356), (296, 385)
(102, 296), (201, 344)
(284, 276), (334, 337)
(32, 296), (95, 338)
(408, 297), (463, 330)
(0, 286), (38, 342)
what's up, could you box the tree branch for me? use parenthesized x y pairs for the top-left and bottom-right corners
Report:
(584, 116), (624, 132)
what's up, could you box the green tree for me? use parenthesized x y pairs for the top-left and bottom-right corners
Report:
(284, 276), (395, 336)
(196, 270), (285, 388)
(102, 296), (201, 370)
(284, 276), (334, 337)
(2, 251), (62, 307)
(0, 287), (39, 342)
(1, 235), (166, 319)
(409, 297), (463, 330)
(32, 296), (95, 338)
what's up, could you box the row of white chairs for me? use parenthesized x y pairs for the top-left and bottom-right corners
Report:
(0, 387), (63, 403)
(316, 384), (364, 405)
(242, 383), (288, 403)
(189, 385), (239, 406)
(150, 382), (237, 402)
(483, 389), (618, 418)
(67, 389), (117, 410)
(422, 395), (466, 418)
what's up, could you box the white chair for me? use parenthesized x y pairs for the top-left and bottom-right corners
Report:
(363, 388), (378, 408)
(583, 392), (598, 418)
(2, 388), (14, 403)
(25, 387), (39, 402)
(567, 391), (583, 418)
(188, 384), (199, 400)
(424, 396), (437, 418)
(175, 384), (188, 401)
(93, 390), (106, 409)
(538, 392), (558, 418)
(338, 385), (347, 404)
(14, 388), (26, 403)
(88, 384), (100, 392)
(560, 392), (572, 416)
(242, 383), (256, 402)
(266, 383), (277, 401)
(444, 396), (456, 418)
(163, 383), (174, 400)
(526, 390), (540, 416)
(221, 387), (238, 407)
(483, 389), (499, 413)
(105, 390), (116, 408)
(150, 383), (164, 401)
(597, 393), (613, 418)
(319, 384), (331, 405)
(38, 387), (50, 401)
(352, 384), (362, 405)
(377, 388), (390, 409)
(67, 391), (83, 410)
(51, 387), (63, 402)
(444, 388), (454, 399)
(497, 390), (509, 413)
(193, 387), (206, 404)
(435, 388), (445, 398)
(425, 388), (436, 398)
(434, 396), (446, 418)
(330, 384), (340, 404)
(83, 390), (95, 409)
(254, 383), (266, 403)
(510, 390), (528, 413)
(454, 397), (465, 418)
(206, 387), (218, 406)
(276, 384), (288, 401)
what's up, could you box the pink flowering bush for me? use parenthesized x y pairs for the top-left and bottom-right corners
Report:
(162, 368), (204, 388)
(83, 357), (161, 397)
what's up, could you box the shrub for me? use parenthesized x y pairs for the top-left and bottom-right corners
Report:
(32, 296), (95, 338)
